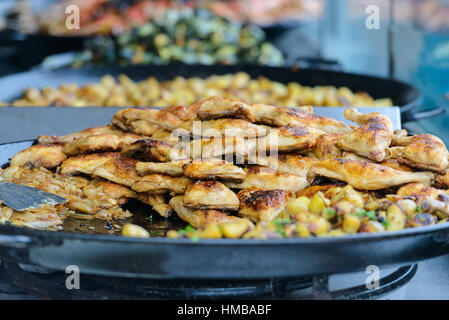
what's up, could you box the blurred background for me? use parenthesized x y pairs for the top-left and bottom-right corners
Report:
(0, 0), (448, 138)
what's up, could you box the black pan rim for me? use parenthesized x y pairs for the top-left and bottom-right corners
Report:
(1, 139), (448, 247)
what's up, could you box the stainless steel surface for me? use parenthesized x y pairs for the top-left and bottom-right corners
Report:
(0, 106), (401, 144)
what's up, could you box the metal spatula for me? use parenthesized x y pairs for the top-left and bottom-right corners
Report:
(0, 181), (67, 212)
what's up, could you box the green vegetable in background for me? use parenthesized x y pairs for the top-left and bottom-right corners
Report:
(75, 9), (285, 67)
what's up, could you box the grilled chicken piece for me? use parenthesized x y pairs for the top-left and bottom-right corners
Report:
(150, 128), (182, 145)
(132, 175), (192, 194)
(226, 166), (309, 193)
(121, 139), (187, 162)
(114, 104), (199, 131)
(137, 194), (172, 218)
(90, 180), (136, 204)
(10, 145), (67, 169)
(314, 133), (343, 159)
(250, 104), (351, 134)
(60, 153), (120, 175)
(183, 158), (245, 182)
(307, 159), (434, 190)
(63, 133), (141, 156)
(196, 97), (256, 122)
(92, 156), (140, 187)
(262, 154), (319, 176)
(183, 181), (240, 211)
(37, 125), (122, 145)
(338, 108), (393, 162)
(296, 185), (341, 198)
(66, 152), (190, 194)
(112, 109), (160, 136)
(237, 188), (294, 222)
(397, 183), (448, 203)
(258, 126), (324, 152)
(379, 159), (414, 172)
(436, 171), (449, 188)
(313, 133), (373, 162)
(195, 97), (349, 133)
(181, 118), (267, 138)
(190, 136), (256, 160)
(136, 160), (190, 177)
(169, 196), (238, 227)
(388, 134), (449, 173)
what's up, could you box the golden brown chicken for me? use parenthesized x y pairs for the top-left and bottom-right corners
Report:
(112, 109), (160, 136)
(136, 194), (172, 218)
(195, 97), (350, 133)
(183, 158), (246, 182)
(262, 154), (319, 176)
(120, 139), (187, 162)
(149, 128), (181, 146)
(251, 104), (351, 134)
(307, 159), (434, 190)
(59, 152), (120, 175)
(136, 160), (190, 177)
(114, 104), (199, 131)
(226, 165), (309, 193)
(132, 175), (192, 194)
(183, 181), (240, 211)
(63, 133), (141, 156)
(196, 96), (256, 122)
(389, 134), (449, 173)
(180, 118), (267, 138)
(237, 188), (294, 222)
(396, 183), (448, 203)
(258, 126), (324, 153)
(37, 125), (123, 145)
(189, 136), (256, 160)
(10, 145), (67, 169)
(338, 108), (393, 162)
(169, 196), (238, 227)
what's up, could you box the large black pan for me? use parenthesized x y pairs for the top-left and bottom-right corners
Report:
(0, 140), (449, 280)
(0, 64), (442, 123)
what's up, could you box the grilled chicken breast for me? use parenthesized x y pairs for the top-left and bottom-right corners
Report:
(10, 145), (67, 169)
(183, 180), (240, 211)
(237, 188), (294, 222)
(169, 196), (238, 227)
(307, 159), (434, 190)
